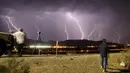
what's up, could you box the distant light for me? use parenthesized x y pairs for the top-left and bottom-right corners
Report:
(120, 61), (125, 67)
(29, 45), (51, 49)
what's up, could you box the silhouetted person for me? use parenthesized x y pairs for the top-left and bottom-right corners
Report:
(13, 28), (26, 57)
(99, 39), (109, 72)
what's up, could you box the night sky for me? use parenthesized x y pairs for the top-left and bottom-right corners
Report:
(0, 0), (130, 43)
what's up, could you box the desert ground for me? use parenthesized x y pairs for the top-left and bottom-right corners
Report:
(0, 53), (128, 73)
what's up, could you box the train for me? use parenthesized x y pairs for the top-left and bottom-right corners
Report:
(24, 39), (126, 54)
(0, 31), (127, 56)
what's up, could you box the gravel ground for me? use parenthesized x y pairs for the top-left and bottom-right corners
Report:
(0, 53), (127, 73)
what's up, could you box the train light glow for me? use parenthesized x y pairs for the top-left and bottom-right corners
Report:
(29, 45), (51, 49)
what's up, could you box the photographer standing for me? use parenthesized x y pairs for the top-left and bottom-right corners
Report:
(13, 28), (26, 57)
(99, 39), (109, 72)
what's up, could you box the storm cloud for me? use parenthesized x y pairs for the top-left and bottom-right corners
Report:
(0, 0), (130, 43)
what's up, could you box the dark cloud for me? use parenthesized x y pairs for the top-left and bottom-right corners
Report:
(0, 0), (130, 43)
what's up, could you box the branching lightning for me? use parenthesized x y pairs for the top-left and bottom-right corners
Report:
(34, 16), (46, 40)
(4, 11), (12, 31)
(67, 12), (84, 40)
(64, 24), (69, 40)
(34, 16), (48, 32)
(35, 15), (53, 40)
(4, 11), (18, 30)
(6, 16), (18, 30)
(87, 25), (96, 40)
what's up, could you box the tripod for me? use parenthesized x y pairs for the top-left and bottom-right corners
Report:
(37, 32), (43, 55)
(32, 31), (43, 55)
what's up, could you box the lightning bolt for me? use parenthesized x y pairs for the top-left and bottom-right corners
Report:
(4, 11), (13, 31)
(116, 32), (121, 43)
(4, 19), (11, 30)
(4, 11), (18, 30)
(34, 16), (40, 32)
(34, 16), (48, 32)
(34, 16), (45, 40)
(64, 24), (69, 40)
(6, 16), (18, 30)
(35, 15), (61, 40)
(67, 12), (84, 40)
(34, 15), (53, 40)
(87, 25), (96, 40)
(98, 28), (102, 40)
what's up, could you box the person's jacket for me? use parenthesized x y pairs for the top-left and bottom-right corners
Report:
(99, 42), (109, 57)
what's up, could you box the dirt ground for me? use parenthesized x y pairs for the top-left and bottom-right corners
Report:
(0, 53), (128, 73)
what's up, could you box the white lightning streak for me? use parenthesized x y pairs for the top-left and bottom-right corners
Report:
(4, 11), (18, 30)
(98, 28), (102, 40)
(117, 36), (121, 44)
(34, 16), (40, 32)
(64, 24), (69, 40)
(116, 32), (121, 43)
(87, 25), (96, 40)
(4, 11), (13, 31)
(67, 12), (84, 40)
(4, 19), (11, 30)
(34, 16), (50, 40)
(34, 16), (48, 32)
(6, 16), (18, 30)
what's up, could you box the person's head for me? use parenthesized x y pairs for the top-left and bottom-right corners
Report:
(19, 28), (23, 32)
(102, 39), (106, 43)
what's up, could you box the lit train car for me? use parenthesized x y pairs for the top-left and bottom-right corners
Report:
(24, 39), (126, 54)
(51, 40), (125, 53)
